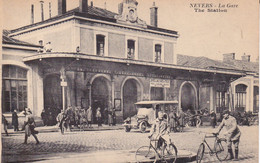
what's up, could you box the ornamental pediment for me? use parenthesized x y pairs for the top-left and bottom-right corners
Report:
(115, 0), (147, 28)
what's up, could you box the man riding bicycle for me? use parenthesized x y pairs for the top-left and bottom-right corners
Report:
(213, 110), (241, 161)
(149, 111), (171, 149)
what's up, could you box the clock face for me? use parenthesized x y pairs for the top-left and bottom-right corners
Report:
(127, 9), (137, 23)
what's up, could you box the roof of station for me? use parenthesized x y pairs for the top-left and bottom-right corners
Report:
(3, 30), (41, 48)
(10, 5), (178, 37)
(177, 54), (259, 74)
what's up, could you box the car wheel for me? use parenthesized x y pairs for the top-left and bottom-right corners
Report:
(139, 121), (147, 133)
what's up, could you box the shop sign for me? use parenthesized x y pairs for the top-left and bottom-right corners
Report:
(150, 79), (170, 88)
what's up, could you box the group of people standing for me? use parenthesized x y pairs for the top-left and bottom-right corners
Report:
(55, 105), (117, 132)
(41, 107), (60, 126)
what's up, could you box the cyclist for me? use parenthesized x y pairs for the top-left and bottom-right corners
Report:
(149, 111), (171, 150)
(213, 110), (241, 161)
(56, 110), (66, 133)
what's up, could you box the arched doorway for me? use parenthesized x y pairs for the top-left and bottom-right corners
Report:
(123, 79), (138, 119)
(253, 86), (259, 113)
(44, 74), (62, 110)
(43, 74), (62, 125)
(180, 82), (197, 112)
(91, 77), (110, 123)
(235, 84), (247, 112)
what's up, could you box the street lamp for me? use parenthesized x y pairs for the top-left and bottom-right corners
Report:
(87, 81), (92, 107)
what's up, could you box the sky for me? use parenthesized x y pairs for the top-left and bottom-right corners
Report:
(2, 0), (259, 61)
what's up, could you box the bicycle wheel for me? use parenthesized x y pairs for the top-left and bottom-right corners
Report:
(184, 117), (190, 127)
(164, 143), (178, 163)
(196, 143), (205, 163)
(196, 118), (201, 128)
(215, 138), (228, 161)
(135, 146), (156, 163)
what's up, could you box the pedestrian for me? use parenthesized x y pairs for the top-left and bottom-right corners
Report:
(214, 110), (241, 161)
(23, 110), (40, 144)
(96, 107), (102, 127)
(41, 109), (47, 126)
(48, 111), (53, 126)
(210, 110), (217, 128)
(112, 108), (116, 126)
(178, 108), (185, 132)
(19, 107), (32, 130)
(12, 109), (19, 131)
(86, 106), (93, 128)
(103, 107), (108, 124)
(56, 110), (66, 133)
(2, 114), (9, 136)
(64, 106), (73, 131)
(79, 108), (87, 131)
(168, 110), (175, 132)
(108, 107), (113, 126)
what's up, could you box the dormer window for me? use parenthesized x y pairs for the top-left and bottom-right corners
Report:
(127, 40), (135, 59)
(155, 44), (162, 63)
(96, 35), (105, 56)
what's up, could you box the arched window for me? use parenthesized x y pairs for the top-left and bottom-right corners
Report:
(2, 65), (27, 112)
(253, 86), (259, 113)
(216, 83), (228, 113)
(235, 84), (247, 112)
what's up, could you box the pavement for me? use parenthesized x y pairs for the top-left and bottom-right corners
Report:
(2, 124), (258, 163)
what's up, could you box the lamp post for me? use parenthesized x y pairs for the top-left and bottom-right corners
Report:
(60, 66), (67, 111)
(86, 81), (92, 107)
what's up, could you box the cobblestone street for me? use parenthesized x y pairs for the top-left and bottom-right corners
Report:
(2, 125), (258, 163)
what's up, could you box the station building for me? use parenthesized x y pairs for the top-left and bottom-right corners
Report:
(2, 0), (249, 124)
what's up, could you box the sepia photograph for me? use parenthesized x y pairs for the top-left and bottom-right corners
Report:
(1, 0), (259, 162)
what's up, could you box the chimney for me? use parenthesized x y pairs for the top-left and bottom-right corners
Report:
(31, 4), (34, 24)
(49, 2), (52, 18)
(118, 2), (123, 14)
(40, 1), (44, 21)
(104, 2), (107, 10)
(223, 53), (235, 62)
(58, 0), (66, 15)
(241, 54), (250, 62)
(79, 0), (88, 13)
(90, 1), (93, 7)
(150, 2), (158, 27)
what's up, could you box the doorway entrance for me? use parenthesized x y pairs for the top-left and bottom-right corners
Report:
(91, 77), (110, 123)
(180, 82), (197, 112)
(123, 79), (138, 119)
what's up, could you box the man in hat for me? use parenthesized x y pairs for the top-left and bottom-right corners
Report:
(214, 110), (241, 161)
(149, 111), (172, 150)
(19, 108), (32, 130)
(210, 110), (217, 128)
(23, 109), (40, 144)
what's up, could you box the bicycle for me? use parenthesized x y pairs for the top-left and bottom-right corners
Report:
(196, 132), (228, 163)
(184, 114), (201, 128)
(135, 136), (178, 163)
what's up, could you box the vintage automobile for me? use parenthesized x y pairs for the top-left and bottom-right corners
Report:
(123, 100), (178, 133)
